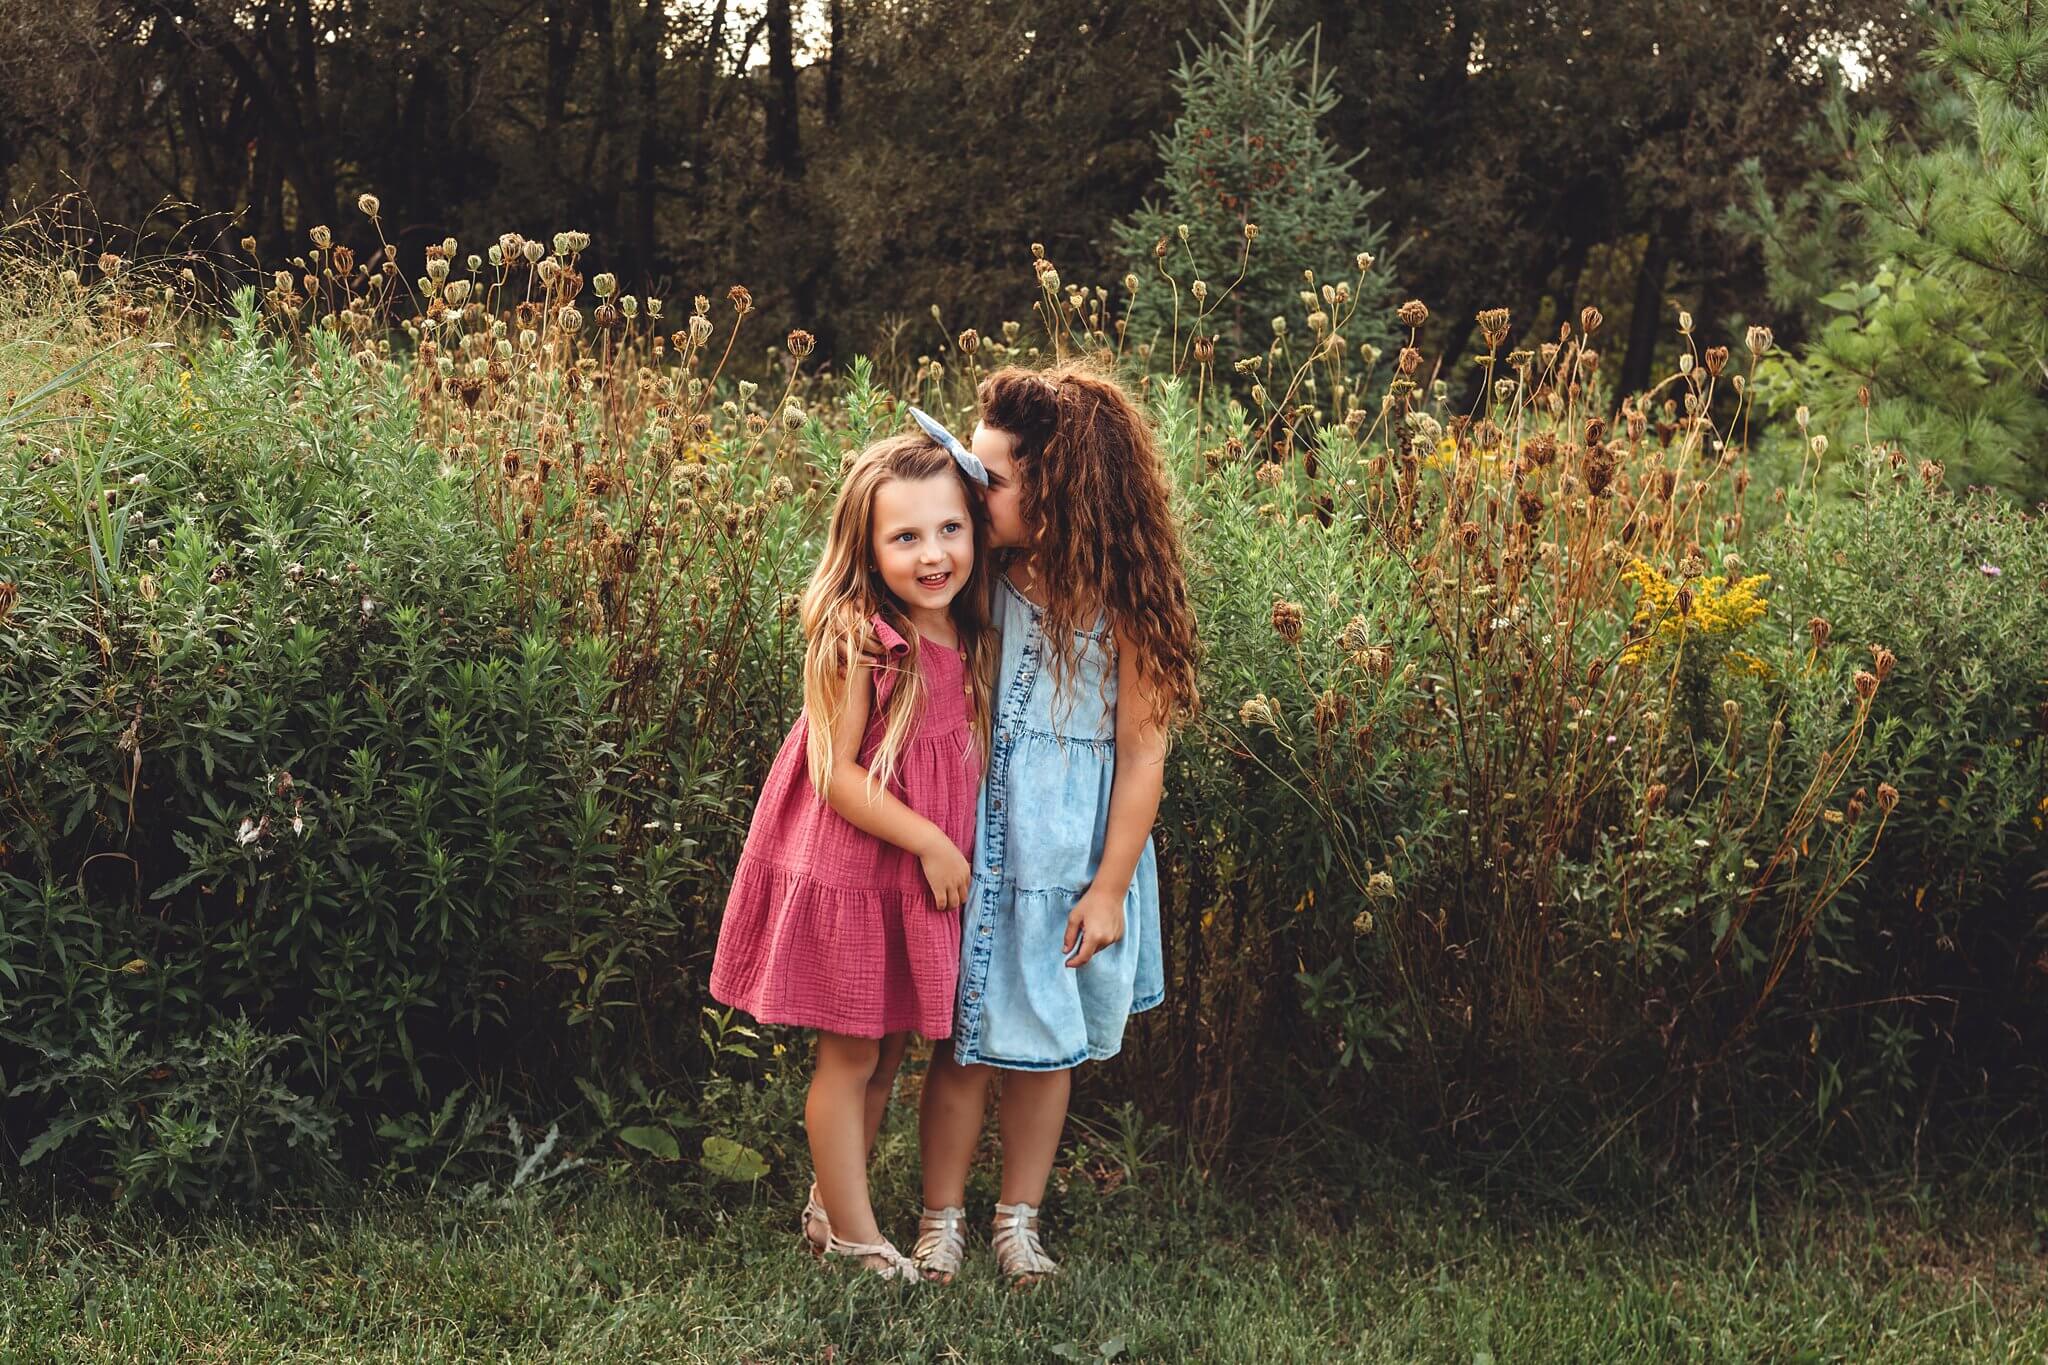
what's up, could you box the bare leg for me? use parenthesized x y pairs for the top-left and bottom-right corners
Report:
(807, 1031), (886, 1248)
(862, 1031), (911, 1156)
(995, 1067), (1071, 1206)
(918, 1038), (994, 1210)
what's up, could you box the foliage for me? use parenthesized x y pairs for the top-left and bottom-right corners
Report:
(1114, 0), (1395, 368)
(1, 207), (2043, 1200)
(1733, 0), (2048, 496)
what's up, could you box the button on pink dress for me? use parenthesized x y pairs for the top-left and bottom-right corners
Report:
(710, 616), (979, 1039)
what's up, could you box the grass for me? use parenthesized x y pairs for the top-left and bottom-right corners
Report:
(4, 1082), (2046, 1364)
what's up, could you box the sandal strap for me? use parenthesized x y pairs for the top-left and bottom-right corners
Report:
(991, 1201), (1058, 1279)
(913, 1205), (968, 1275)
(823, 1232), (921, 1282)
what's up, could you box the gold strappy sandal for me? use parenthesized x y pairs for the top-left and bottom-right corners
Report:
(991, 1200), (1059, 1286)
(912, 1204), (968, 1283)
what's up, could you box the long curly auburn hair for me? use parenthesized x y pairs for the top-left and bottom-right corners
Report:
(977, 358), (1200, 731)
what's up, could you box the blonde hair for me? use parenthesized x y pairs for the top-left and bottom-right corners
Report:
(801, 432), (994, 799)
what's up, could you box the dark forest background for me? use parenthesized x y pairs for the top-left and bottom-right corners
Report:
(0, 0), (1927, 378)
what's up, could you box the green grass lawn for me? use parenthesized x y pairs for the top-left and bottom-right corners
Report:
(4, 1070), (2046, 1364)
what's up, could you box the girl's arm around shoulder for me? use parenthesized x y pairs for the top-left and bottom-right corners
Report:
(1064, 626), (1170, 967)
(821, 652), (971, 910)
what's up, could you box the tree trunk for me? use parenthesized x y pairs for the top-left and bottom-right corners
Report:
(765, 0), (801, 175)
(825, 0), (844, 126)
(1619, 216), (1674, 399)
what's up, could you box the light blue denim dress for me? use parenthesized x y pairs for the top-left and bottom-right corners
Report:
(950, 575), (1165, 1070)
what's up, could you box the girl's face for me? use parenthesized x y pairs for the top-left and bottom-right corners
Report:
(871, 473), (974, 617)
(970, 423), (1028, 549)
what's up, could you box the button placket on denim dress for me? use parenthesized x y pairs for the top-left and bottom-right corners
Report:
(951, 575), (1165, 1070)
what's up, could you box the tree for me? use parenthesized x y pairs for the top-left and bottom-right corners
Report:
(1113, 0), (1395, 364)
(1736, 0), (2048, 495)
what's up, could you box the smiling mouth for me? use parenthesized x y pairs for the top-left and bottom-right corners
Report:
(916, 571), (952, 591)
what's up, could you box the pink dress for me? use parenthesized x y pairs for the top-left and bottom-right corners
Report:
(710, 616), (979, 1039)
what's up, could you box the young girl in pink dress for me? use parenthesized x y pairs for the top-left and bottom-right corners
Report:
(710, 424), (992, 1281)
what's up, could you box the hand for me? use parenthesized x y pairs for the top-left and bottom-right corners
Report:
(1063, 886), (1126, 968)
(919, 836), (972, 911)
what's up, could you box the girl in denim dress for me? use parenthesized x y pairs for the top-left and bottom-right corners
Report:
(908, 361), (1201, 1285)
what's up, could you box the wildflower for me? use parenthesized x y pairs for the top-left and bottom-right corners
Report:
(1618, 558), (1771, 666)
(1271, 599), (1304, 643)
(1365, 870), (1396, 901)
(1396, 300), (1429, 329)
(1238, 694), (1279, 729)
(237, 817), (261, 846)
(1980, 562), (2002, 578)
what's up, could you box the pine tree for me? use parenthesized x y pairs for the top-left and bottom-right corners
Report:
(1113, 0), (1395, 368)
(1740, 0), (2048, 494)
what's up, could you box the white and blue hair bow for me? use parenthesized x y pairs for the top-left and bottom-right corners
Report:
(907, 405), (989, 487)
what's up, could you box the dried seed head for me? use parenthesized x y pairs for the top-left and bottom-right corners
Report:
(1244, 222), (1260, 240)
(1876, 782), (1899, 813)
(1677, 309), (1694, 334)
(787, 328), (816, 358)
(1810, 435), (1829, 457)
(1644, 782), (1668, 814)
(309, 225), (332, 250)
(1745, 324), (1773, 355)
(781, 399), (806, 432)
(954, 328), (978, 355)
(1397, 346), (1422, 376)
(1355, 252), (1375, 272)
(1396, 299), (1430, 329)
(688, 315), (714, 346)
(1476, 307), (1511, 349)
(1853, 669), (1878, 700)
(1192, 335), (1215, 364)
(1190, 279), (1209, 302)
(1580, 306), (1604, 336)
(1238, 694), (1279, 729)
(727, 285), (753, 315)
(1806, 616), (1831, 649)
(592, 272), (617, 299)
(1869, 644), (1895, 680)
(558, 305), (583, 332)
(1270, 599), (1305, 643)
